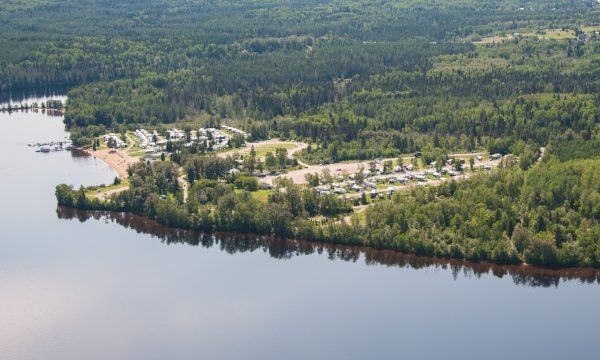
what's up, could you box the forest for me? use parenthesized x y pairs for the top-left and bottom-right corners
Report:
(2, 0), (599, 267)
(56, 134), (600, 268)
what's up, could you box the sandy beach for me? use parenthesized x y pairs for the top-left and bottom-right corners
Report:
(87, 148), (141, 178)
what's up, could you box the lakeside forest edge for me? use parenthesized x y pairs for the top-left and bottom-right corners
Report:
(2, 0), (600, 268)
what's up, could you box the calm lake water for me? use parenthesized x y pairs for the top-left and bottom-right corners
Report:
(1, 108), (599, 360)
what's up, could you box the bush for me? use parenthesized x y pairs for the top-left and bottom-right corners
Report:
(234, 176), (258, 191)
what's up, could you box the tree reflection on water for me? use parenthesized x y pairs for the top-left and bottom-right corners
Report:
(57, 206), (600, 288)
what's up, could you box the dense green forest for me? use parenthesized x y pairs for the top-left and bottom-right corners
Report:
(56, 134), (600, 268)
(3, 0), (599, 267)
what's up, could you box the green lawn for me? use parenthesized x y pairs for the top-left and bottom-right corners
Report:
(86, 179), (131, 196)
(127, 150), (146, 157)
(522, 29), (576, 40)
(582, 26), (600, 34)
(234, 189), (271, 202)
(251, 189), (271, 202)
(252, 143), (298, 158)
(354, 208), (368, 225)
(125, 132), (139, 148)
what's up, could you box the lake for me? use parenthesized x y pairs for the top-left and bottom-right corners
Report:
(0, 107), (599, 360)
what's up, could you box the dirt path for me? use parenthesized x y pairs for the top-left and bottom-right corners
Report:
(93, 186), (130, 200)
(178, 174), (188, 204)
(342, 204), (369, 224)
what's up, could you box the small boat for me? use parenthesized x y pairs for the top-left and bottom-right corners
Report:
(40, 146), (50, 153)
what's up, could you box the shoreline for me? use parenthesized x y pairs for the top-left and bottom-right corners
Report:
(56, 206), (600, 283)
(82, 148), (141, 179)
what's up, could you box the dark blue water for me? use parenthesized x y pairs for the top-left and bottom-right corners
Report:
(0, 108), (598, 360)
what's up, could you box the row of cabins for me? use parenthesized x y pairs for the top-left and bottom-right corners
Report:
(105, 133), (127, 148)
(311, 154), (505, 198)
(135, 129), (162, 150)
(369, 161), (425, 176)
(313, 167), (466, 197)
(368, 187), (399, 199)
(170, 127), (235, 151)
(369, 171), (438, 185)
(167, 129), (186, 140)
(167, 126), (248, 151)
(198, 128), (230, 150)
(315, 181), (397, 198)
(221, 125), (249, 138)
(314, 178), (377, 196)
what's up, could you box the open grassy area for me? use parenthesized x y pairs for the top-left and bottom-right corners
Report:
(581, 25), (600, 34)
(471, 26), (600, 46)
(127, 150), (146, 157)
(523, 29), (576, 40)
(252, 143), (299, 158)
(86, 179), (131, 196)
(233, 189), (271, 202)
(125, 133), (139, 148)
(472, 35), (511, 44)
(251, 189), (271, 202)
(94, 143), (108, 151)
(353, 207), (368, 225)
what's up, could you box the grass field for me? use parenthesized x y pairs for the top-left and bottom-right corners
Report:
(252, 143), (298, 158)
(526, 29), (576, 40)
(127, 150), (146, 157)
(86, 179), (131, 197)
(218, 139), (307, 160)
(353, 207), (368, 225)
(472, 26), (600, 45)
(125, 133), (139, 148)
(472, 35), (510, 44)
(581, 25), (600, 33)
(234, 189), (271, 202)
(251, 189), (271, 202)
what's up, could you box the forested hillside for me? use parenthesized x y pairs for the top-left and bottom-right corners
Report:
(3, 0), (599, 267)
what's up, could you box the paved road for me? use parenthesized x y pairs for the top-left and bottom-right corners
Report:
(262, 152), (499, 186)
